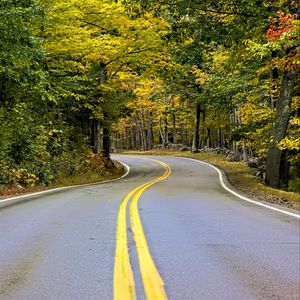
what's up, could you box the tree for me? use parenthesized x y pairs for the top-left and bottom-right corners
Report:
(122, 0), (300, 190)
(0, 0), (46, 107)
(44, 0), (168, 159)
(264, 12), (299, 188)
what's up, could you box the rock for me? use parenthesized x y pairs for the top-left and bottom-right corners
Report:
(247, 158), (264, 168)
(153, 144), (163, 150)
(152, 143), (191, 151)
(179, 146), (191, 151)
(255, 170), (263, 177)
(247, 159), (259, 168)
(226, 153), (236, 162)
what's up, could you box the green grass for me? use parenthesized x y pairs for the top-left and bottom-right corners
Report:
(123, 150), (300, 210)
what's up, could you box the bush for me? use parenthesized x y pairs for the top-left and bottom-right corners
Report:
(288, 178), (300, 193)
(12, 168), (39, 187)
(0, 161), (12, 184)
(0, 104), (111, 188)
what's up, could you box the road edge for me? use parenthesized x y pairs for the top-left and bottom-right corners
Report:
(180, 157), (300, 219)
(0, 161), (130, 209)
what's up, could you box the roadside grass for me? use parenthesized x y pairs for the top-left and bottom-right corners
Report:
(0, 161), (125, 199)
(55, 161), (124, 186)
(123, 150), (300, 210)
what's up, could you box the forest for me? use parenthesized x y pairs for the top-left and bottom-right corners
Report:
(0, 0), (299, 192)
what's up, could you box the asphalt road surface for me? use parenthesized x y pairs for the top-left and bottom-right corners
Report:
(0, 155), (299, 300)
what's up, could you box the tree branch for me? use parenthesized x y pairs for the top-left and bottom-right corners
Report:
(195, 8), (255, 17)
(105, 47), (158, 66)
(81, 20), (109, 32)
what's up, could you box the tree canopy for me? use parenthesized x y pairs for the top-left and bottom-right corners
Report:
(0, 0), (299, 191)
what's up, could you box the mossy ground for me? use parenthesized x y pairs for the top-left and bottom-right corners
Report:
(123, 150), (300, 210)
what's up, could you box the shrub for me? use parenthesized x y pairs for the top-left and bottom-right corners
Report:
(288, 178), (300, 193)
(12, 168), (39, 187)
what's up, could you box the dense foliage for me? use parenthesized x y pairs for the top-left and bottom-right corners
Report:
(115, 0), (300, 191)
(0, 0), (299, 191)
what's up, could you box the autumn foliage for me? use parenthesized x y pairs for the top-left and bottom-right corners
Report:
(0, 0), (299, 192)
(266, 13), (295, 42)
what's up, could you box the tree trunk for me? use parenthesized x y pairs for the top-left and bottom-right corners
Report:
(280, 151), (289, 187)
(201, 109), (206, 148)
(217, 127), (222, 148)
(192, 103), (201, 152)
(102, 127), (111, 160)
(136, 113), (146, 150)
(130, 127), (136, 149)
(181, 118), (188, 145)
(93, 120), (102, 154)
(99, 61), (113, 163)
(147, 111), (154, 149)
(206, 127), (211, 148)
(159, 118), (165, 148)
(232, 140), (239, 161)
(158, 127), (163, 144)
(265, 70), (296, 188)
(242, 140), (248, 162)
(140, 111), (147, 150)
(231, 108), (242, 161)
(172, 110), (177, 144)
(164, 116), (169, 147)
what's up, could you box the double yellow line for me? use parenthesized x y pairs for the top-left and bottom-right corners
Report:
(114, 159), (171, 300)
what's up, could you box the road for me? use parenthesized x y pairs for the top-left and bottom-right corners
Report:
(0, 155), (299, 300)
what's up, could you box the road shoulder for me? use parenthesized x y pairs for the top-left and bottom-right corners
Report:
(0, 160), (129, 209)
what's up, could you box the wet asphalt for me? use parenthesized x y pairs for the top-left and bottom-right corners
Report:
(0, 155), (299, 300)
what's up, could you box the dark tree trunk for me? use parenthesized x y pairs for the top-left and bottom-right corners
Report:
(102, 127), (111, 160)
(130, 127), (136, 149)
(181, 118), (188, 145)
(90, 62), (106, 154)
(158, 127), (163, 144)
(279, 151), (289, 187)
(217, 127), (222, 148)
(93, 120), (102, 154)
(135, 124), (141, 149)
(265, 70), (296, 188)
(192, 103), (201, 152)
(206, 127), (211, 147)
(140, 111), (147, 150)
(200, 109), (206, 148)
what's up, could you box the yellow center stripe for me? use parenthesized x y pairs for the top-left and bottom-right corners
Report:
(130, 160), (171, 300)
(114, 158), (171, 300)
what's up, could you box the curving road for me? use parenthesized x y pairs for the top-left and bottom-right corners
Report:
(0, 155), (299, 300)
